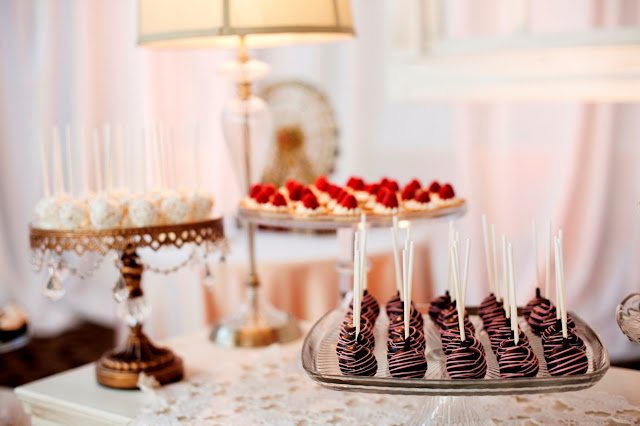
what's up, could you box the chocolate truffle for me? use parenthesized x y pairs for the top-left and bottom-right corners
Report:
(489, 326), (528, 356)
(446, 341), (487, 379)
(444, 332), (485, 357)
(543, 330), (585, 359)
(387, 326), (426, 357)
(388, 347), (428, 378)
(546, 339), (589, 376)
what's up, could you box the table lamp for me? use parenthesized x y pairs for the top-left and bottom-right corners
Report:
(138, 0), (355, 346)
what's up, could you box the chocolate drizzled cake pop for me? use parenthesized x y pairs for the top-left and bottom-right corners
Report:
(337, 329), (373, 354)
(527, 300), (556, 335)
(388, 326), (425, 357)
(540, 316), (577, 340)
(428, 291), (451, 323)
(437, 303), (473, 332)
(387, 300), (423, 328)
(546, 339), (589, 376)
(489, 326), (527, 355)
(478, 293), (499, 321)
(446, 344), (487, 379)
(441, 326), (475, 353)
(523, 288), (548, 320)
(340, 315), (374, 347)
(543, 330), (585, 358)
(359, 290), (380, 324)
(338, 344), (378, 376)
(388, 345), (428, 378)
(444, 333), (484, 357)
(497, 338), (539, 378)
(388, 312), (423, 333)
(385, 292), (402, 318)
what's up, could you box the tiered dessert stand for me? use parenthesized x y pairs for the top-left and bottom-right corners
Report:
(29, 219), (225, 389)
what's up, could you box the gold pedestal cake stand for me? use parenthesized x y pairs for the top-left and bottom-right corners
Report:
(29, 219), (225, 389)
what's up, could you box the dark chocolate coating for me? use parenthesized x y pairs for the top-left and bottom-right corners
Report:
(439, 310), (475, 334)
(387, 301), (424, 329)
(337, 329), (373, 354)
(444, 332), (485, 357)
(523, 288), (548, 320)
(388, 347), (428, 378)
(540, 316), (577, 340)
(427, 291), (451, 323)
(497, 338), (539, 378)
(387, 326), (425, 357)
(527, 300), (556, 335)
(349, 290), (380, 325)
(441, 326), (479, 354)
(445, 342), (487, 379)
(340, 315), (374, 347)
(484, 314), (509, 337)
(338, 343), (378, 376)
(543, 330), (585, 359)
(481, 299), (505, 329)
(478, 293), (498, 321)
(385, 292), (402, 317)
(545, 339), (589, 376)
(489, 325), (528, 356)
(388, 313), (423, 334)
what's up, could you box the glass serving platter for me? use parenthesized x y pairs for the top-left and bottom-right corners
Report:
(238, 204), (467, 230)
(302, 306), (609, 396)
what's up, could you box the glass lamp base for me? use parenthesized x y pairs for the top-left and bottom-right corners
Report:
(210, 287), (301, 347)
(407, 396), (493, 426)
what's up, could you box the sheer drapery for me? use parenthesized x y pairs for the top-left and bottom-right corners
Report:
(1, 1), (639, 362)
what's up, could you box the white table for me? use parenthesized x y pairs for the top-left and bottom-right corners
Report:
(14, 329), (640, 425)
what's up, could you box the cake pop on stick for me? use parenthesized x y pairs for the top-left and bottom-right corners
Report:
(403, 249), (409, 341)
(391, 216), (403, 300)
(502, 235), (509, 318)
(59, 125), (88, 229)
(452, 244), (465, 342)
(482, 214), (495, 295)
(34, 129), (61, 229)
(508, 243), (518, 344)
(354, 248), (361, 338)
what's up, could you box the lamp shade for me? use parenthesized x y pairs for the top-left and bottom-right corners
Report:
(138, 0), (354, 49)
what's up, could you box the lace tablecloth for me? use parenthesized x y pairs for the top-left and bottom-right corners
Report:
(131, 330), (640, 425)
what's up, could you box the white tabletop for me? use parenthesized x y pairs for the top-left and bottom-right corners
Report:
(14, 328), (640, 425)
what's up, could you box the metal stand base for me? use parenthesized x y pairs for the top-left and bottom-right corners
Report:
(95, 325), (183, 389)
(210, 286), (301, 347)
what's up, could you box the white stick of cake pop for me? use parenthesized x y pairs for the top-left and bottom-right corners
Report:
(143, 128), (150, 194)
(446, 221), (453, 294)
(354, 246), (361, 338)
(167, 127), (177, 190)
(39, 130), (51, 198)
(157, 123), (167, 190)
(193, 123), (200, 188)
(482, 214), (495, 294)
(532, 220), (540, 290)
(508, 242), (519, 344)
(391, 216), (403, 300)
(115, 124), (125, 191)
(555, 237), (568, 339)
(408, 241), (415, 308)
(104, 124), (112, 194)
(403, 248), (409, 340)
(554, 236), (561, 321)
(502, 234), (510, 318)
(360, 214), (368, 292)
(545, 220), (552, 298)
(558, 234), (567, 337)
(462, 238), (470, 310)
(65, 125), (75, 197)
(451, 243), (465, 341)
(92, 129), (102, 194)
(79, 127), (89, 197)
(491, 224), (500, 301)
(52, 127), (63, 196)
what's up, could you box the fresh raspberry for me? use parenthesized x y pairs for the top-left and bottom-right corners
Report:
(380, 177), (389, 187)
(289, 186), (303, 201)
(314, 175), (329, 191)
(271, 192), (287, 207)
(382, 192), (399, 208)
(428, 181), (441, 193)
(439, 183), (455, 199)
(300, 187), (313, 198)
(366, 183), (380, 195)
(249, 183), (262, 199)
(341, 194), (358, 209)
(416, 190), (431, 203)
(337, 189), (350, 204)
(328, 185), (342, 198)
(376, 187), (390, 203)
(255, 190), (270, 204)
(408, 179), (421, 190)
(401, 187), (416, 201)
(286, 179), (300, 192)
(346, 177), (365, 191)
(385, 180), (400, 192)
(262, 183), (276, 196)
(302, 193), (319, 209)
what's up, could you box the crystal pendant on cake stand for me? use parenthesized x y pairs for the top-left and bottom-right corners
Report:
(210, 36), (301, 347)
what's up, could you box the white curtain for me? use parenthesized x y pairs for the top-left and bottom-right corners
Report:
(1, 0), (639, 362)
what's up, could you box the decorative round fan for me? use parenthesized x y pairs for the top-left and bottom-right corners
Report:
(259, 80), (339, 187)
